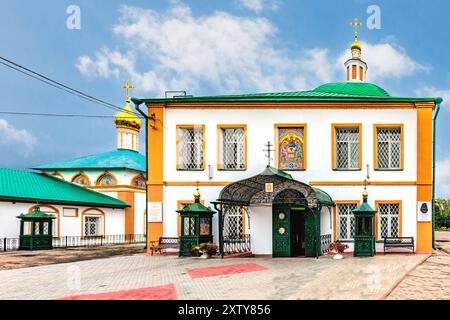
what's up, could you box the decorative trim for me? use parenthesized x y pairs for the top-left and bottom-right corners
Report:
(130, 174), (147, 189)
(62, 207), (79, 218)
(310, 181), (416, 186)
(176, 124), (206, 171)
(373, 124), (404, 171)
(216, 124), (248, 171)
(274, 123), (307, 171)
(331, 123), (362, 170)
(95, 171), (119, 186)
(153, 101), (418, 109)
(71, 172), (91, 187)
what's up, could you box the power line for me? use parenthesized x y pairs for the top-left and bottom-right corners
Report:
(0, 111), (116, 118)
(0, 56), (144, 119)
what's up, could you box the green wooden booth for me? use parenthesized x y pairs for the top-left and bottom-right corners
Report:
(17, 206), (56, 250)
(177, 187), (215, 257)
(352, 189), (376, 257)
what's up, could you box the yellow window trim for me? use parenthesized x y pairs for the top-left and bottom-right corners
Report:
(176, 124), (206, 171)
(216, 124), (248, 171)
(375, 200), (403, 241)
(373, 124), (404, 171)
(331, 123), (362, 170)
(333, 200), (360, 242)
(274, 123), (308, 171)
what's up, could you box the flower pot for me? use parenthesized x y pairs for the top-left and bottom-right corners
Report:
(333, 253), (344, 260)
(200, 252), (210, 259)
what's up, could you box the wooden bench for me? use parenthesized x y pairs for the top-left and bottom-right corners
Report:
(150, 237), (179, 255)
(384, 237), (415, 254)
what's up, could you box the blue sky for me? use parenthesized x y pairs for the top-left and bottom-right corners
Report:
(1, 0), (450, 195)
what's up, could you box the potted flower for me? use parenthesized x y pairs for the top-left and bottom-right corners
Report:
(328, 242), (349, 260)
(198, 242), (218, 259)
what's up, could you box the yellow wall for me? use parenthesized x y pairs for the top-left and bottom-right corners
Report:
(416, 103), (434, 253)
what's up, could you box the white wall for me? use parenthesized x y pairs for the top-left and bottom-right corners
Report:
(249, 206), (272, 254)
(163, 108), (417, 183)
(0, 201), (125, 238)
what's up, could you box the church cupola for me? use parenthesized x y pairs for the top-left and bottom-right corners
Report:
(344, 18), (368, 83)
(114, 80), (141, 152)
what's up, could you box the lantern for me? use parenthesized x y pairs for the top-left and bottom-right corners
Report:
(17, 206), (56, 250)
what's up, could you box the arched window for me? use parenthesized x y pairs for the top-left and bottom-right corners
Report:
(51, 172), (64, 180)
(82, 208), (105, 237)
(29, 205), (60, 238)
(131, 174), (146, 188)
(96, 172), (118, 186)
(71, 173), (91, 186)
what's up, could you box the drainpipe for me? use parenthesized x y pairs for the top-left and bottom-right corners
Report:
(133, 99), (148, 250)
(432, 98), (443, 250)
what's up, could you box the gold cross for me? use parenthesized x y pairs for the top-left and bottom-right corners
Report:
(350, 18), (363, 41)
(121, 80), (135, 102)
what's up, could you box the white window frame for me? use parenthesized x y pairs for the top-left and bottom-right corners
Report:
(375, 126), (403, 170)
(377, 203), (400, 240)
(336, 203), (357, 241)
(334, 125), (361, 170)
(177, 125), (205, 171)
(84, 215), (103, 237)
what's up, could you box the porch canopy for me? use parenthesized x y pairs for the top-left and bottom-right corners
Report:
(216, 166), (333, 210)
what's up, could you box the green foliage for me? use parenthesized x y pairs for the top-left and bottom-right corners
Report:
(435, 198), (450, 229)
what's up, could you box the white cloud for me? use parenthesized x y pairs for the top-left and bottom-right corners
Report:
(0, 119), (36, 154)
(238, 0), (280, 13)
(416, 86), (449, 105)
(336, 41), (429, 82)
(436, 157), (450, 198)
(76, 2), (428, 97)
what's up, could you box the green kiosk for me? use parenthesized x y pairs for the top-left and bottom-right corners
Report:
(177, 187), (215, 257)
(352, 187), (376, 257)
(17, 206), (55, 250)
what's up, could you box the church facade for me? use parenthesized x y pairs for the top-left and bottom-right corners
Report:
(133, 30), (442, 256)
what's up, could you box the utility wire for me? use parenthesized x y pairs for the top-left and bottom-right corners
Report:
(0, 56), (144, 119)
(0, 111), (116, 118)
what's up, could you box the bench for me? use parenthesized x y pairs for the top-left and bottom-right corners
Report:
(150, 237), (179, 255)
(384, 237), (415, 254)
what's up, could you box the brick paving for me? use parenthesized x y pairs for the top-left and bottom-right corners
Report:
(0, 253), (429, 300)
(187, 263), (268, 279)
(386, 233), (450, 300)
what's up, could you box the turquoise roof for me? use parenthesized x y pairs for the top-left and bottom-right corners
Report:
(32, 149), (145, 172)
(313, 188), (334, 206)
(0, 168), (129, 208)
(133, 82), (441, 104)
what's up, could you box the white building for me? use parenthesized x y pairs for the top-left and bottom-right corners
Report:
(133, 30), (441, 257)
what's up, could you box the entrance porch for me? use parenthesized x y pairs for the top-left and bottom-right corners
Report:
(213, 166), (334, 258)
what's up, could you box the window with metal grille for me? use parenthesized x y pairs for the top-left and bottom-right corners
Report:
(223, 206), (244, 239)
(178, 127), (204, 170)
(84, 216), (101, 236)
(336, 203), (357, 241)
(335, 126), (360, 169)
(378, 203), (399, 239)
(219, 127), (245, 170)
(376, 127), (401, 169)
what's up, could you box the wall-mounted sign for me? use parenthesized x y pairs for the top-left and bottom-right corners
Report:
(148, 202), (163, 222)
(265, 183), (274, 193)
(417, 202), (432, 222)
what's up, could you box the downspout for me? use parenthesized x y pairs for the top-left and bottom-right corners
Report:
(432, 98), (443, 250)
(133, 99), (148, 250)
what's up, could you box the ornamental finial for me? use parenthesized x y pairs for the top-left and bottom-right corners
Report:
(194, 182), (201, 202)
(362, 179), (368, 202)
(350, 18), (363, 43)
(122, 80), (135, 104)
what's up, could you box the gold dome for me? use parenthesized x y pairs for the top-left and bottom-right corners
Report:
(351, 40), (362, 51)
(114, 103), (142, 130)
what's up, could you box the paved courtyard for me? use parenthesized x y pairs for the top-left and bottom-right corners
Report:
(0, 253), (430, 300)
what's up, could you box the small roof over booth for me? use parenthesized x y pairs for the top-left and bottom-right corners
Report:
(216, 166), (333, 210)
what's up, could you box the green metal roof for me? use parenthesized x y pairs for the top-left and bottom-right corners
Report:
(132, 82), (441, 104)
(352, 199), (375, 214)
(261, 166), (293, 180)
(32, 149), (145, 172)
(0, 168), (129, 208)
(313, 188), (334, 206)
(17, 207), (56, 220)
(177, 200), (215, 214)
